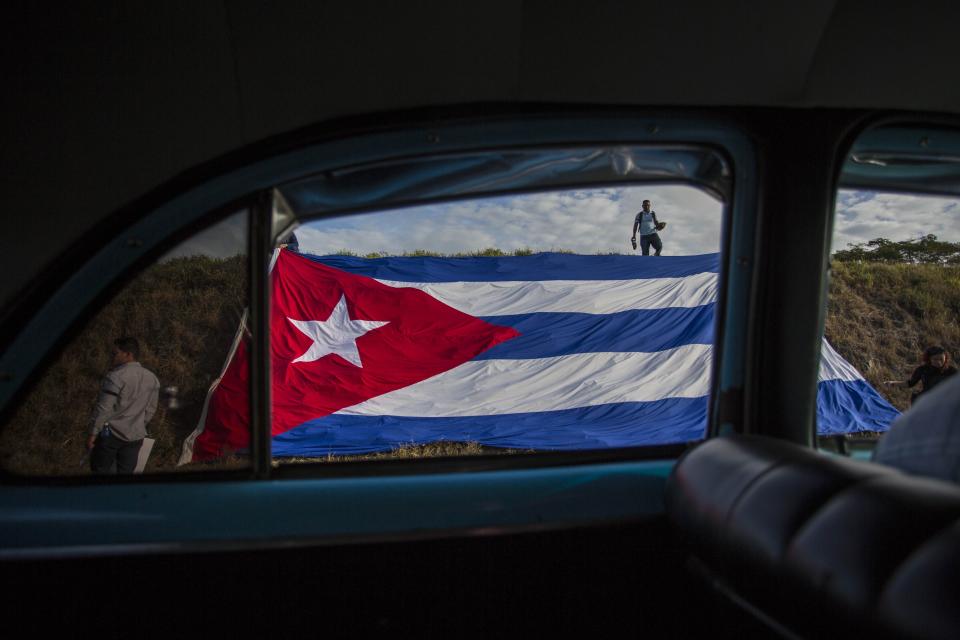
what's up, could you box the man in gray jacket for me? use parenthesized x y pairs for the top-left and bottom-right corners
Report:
(88, 337), (160, 474)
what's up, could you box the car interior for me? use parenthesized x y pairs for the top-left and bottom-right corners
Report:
(1, 4), (959, 639)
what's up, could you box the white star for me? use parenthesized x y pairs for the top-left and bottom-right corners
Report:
(287, 295), (388, 367)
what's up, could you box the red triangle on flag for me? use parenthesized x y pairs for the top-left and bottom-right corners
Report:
(191, 250), (519, 461)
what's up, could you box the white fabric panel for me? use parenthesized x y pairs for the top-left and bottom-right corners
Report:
(338, 344), (712, 416)
(374, 272), (718, 315)
(819, 338), (865, 383)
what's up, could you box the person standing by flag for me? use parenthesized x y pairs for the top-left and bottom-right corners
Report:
(631, 199), (666, 256)
(884, 345), (957, 405)
(87, 337), (160, 474)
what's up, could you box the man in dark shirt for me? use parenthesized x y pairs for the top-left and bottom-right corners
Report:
(884, 345), (957, 405)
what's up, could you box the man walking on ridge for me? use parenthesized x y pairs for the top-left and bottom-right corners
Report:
(88, 337), (160, 474)
(631, 199), (666, 256)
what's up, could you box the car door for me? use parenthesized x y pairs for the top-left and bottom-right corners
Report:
(0, 109), (773, 636)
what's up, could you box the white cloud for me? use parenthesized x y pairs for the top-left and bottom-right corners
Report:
(297, 186), (723, 256)
(832, 190), (960, 253)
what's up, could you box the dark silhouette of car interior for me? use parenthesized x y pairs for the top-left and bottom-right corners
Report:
(1, 4), (959, 639)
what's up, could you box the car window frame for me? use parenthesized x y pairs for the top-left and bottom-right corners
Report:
(0, 109), (767, 558)
(817, 113), (960, 455)
(0, 110), (758, 484)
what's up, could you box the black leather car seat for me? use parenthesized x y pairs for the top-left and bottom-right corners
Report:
(665, 435), (960, 640)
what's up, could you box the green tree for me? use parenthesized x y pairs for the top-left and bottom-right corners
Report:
(833, 235), (960, 265)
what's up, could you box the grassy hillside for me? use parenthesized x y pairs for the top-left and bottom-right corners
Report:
(2, 252), (956, 475)
(825, 261), (960, 411)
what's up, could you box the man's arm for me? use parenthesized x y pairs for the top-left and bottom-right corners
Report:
(90, 373), (121, 436)
(631, 218), (639, 238)
(88, 372), (120, 449)
(887, 366), (924, 388)
(906, 366), (923, 388)
(652, 211), (666, 231)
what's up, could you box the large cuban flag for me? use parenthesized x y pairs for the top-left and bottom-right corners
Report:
(181, 248), (899, 462)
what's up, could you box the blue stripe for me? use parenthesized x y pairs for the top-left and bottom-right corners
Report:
(299, 251), (720, 282)
(476, 306), (715, 359)
(816, 378), (900, 435)
(272, 398), (708, 456)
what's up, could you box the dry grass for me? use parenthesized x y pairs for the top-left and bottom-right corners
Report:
(275, 441), (530, 466)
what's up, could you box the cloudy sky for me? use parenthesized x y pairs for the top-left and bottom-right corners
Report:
(297, 185), (724, 257)
(831, 190), (960, 253)
(166, 187), (960, 260)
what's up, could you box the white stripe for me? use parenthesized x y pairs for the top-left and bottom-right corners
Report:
(819, 338), (864, 383)
(338, 344), (712, 417)
(374, 273), (718, 315)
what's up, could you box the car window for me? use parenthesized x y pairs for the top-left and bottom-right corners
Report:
(282, 187), (721, 463)
(821, 188), (960, 456)
(823, 122), (960, 460)
(175, 185), (728, 466)
(0, 211), (250, 476)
